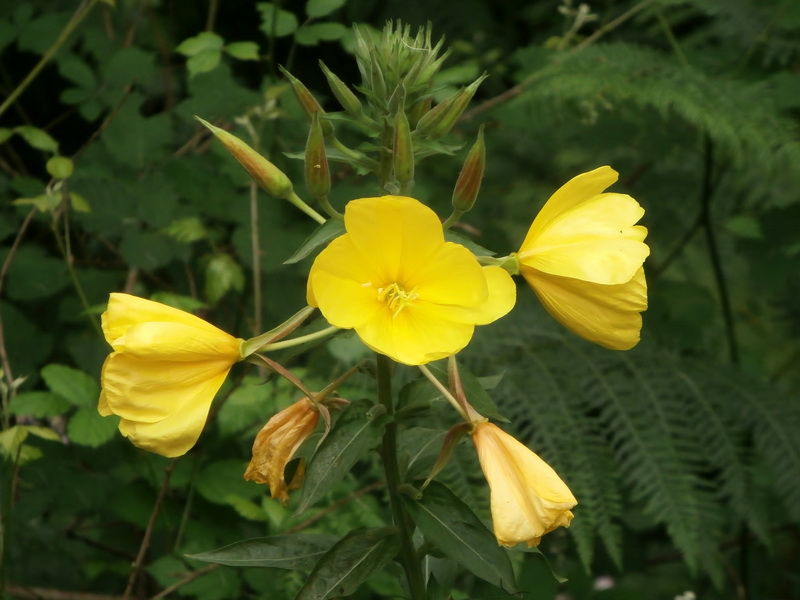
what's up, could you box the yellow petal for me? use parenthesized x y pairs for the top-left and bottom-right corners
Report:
(520, 193), (649, 285)
(307, 234), (384, 308)
(345, 196), (445, 282)
(114, 322), (241, 361)
(356, 303), (476, 365)
(522, 266), (647, 350)
(472, 266), (517, 325)
(101, 352), (232, 424)
(411, 242), (488, 307)
(473, 422), (576, 547)
(521, 166), (619, 246)
(102, 293), (229, 345)
(309, 271), (383, 329)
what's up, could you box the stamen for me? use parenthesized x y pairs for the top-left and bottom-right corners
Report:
(376, 283), (418, 317)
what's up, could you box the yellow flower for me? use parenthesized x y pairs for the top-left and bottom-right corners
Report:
(98, 293), (242, 457)
(243, 397), (320, 504)
(472, 422), (577, 547)
(518, 166), (649, 350)
(307, 195), (516, 365)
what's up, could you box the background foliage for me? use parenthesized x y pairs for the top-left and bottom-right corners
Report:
(2, 0), (800, 598)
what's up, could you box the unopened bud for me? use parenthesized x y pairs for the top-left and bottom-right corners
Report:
(195, 116), (292, 199)
(414, 73), (487, 139)
(408, 96), (432, 129)
(393, 108), (414, 187)
(451, 125), (485, 212)
(319, 61), (363, 117)
(305, 112), (331, 200)
(279, 66), (334, 137)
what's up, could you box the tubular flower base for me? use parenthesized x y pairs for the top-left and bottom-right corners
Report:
(307, 195), (516, 365)
(518, 166), (650, 350)
(472, 422), (577, 547)
(98, 293), (243, 457)
(244, 397), (320, 505)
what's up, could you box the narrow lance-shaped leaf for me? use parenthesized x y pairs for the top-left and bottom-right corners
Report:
(186, 534), (339, 570)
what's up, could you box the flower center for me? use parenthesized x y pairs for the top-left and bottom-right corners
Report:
(376, 283), (418, 317)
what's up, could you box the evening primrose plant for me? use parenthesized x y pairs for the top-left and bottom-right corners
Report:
(97, 22), (648, 599)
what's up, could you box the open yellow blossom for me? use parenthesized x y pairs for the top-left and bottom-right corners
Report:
(244, 397), (320, 504)
(518, 166), (649, 350)
(472, 422), (577, 547)
(98, 293), (243, 457)
(307, 195), (516, 365)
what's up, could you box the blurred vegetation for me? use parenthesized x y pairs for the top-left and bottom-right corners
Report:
(1, 0), (800, 598)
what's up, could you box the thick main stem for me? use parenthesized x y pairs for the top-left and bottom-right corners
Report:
(376, 354), (426, 600)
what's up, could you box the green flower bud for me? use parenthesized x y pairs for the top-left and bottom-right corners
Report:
(451, 125), (485, 213)
(279, 66), (334, 137)
(304, 112), (331, 200)
(195, 117), (292, 199)
(319, 61), (363, 118)
(393, 108), (414, 187)
(414, 73), (488, 139)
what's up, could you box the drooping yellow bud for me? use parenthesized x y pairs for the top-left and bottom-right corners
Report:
(195, 117), (293, 199)
(451, 125), (486, 213)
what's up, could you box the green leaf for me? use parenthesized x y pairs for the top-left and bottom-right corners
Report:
(402, 481), (518, 594)
(225, 41), (260, 61)
(295, 23), (348, 46)
(0, 128), (12, 144)
(41, 364), (100, 408)
(69, 192), (91, 212)
(10, 391), (71, 418)
(216, 376), (273, 436)
(204, 252), (245, 304)
(444, 230), (495, 257)
(46, 156), (74, 179)
(297, 400), (387, 513)
(13, 125), (58, 152)
(284, 218), (345, 265)
(68, 407), (119, 447)
(196, 460), (261, 505)
(163, 216), (207, 243)
(187, 49), (223, 78)
(296, 528), (399, 600)
(306, 0), (345, 17)
(176, 32), (225, 57)
(257, 3), (299, 38)
(187, 534), (339, 569)
(58, 56), (97, 88)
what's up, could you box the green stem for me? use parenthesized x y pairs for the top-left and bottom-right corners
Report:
(286, 190), (326, 224)
(376, 354), (427, 600)
(441, 209), (464, 230)
(0, 0), (99, 118)
(257, 325), (339, 352)
(316, 195), (343, 220)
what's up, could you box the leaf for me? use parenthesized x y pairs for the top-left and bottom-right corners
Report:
(444, 230), (495, 257)
(46, 156), (74, 179)
(187, 534), (339, 570)
(204, 252), (245, 304)
(69, 192), (91, 212)
(68, 407), (119, 447)
(297, 400), (387, 513)
(13, 125), (58, 152)
(284, 218), (345, 264)
(0, 128), (12, 144)
(187, 49), (223, 78)
(41, 364), (100, 408)
(163, 216), (207, 243)
(305, 0), (346, 18)
(58, 56), (97, 88)
(176, 32), (225, 57)
(295, 528), (399, 600)
(295, 23), (348, 46)
(225, 41), (260, 61)
(257, 3), (299, 38)
(10, 391), (71, 418)
(195, 460), (261, 505)
(402, 481), (519, 594)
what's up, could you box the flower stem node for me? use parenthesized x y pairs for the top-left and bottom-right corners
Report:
(195, 117), (293, 200)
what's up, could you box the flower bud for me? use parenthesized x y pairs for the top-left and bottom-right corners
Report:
(279, 66), (334, 137)
(305, 112), (331, 200)
(414, 73), (487, 139)
(451, 125), (486, 213)
(393, 107), (414, 187)
(195, 117), (293, 199)
(319, 61), (363, 117)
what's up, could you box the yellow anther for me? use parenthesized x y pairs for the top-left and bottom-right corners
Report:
(376, 283), (418, 317)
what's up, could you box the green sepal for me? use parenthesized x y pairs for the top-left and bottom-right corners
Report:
(296, 399), (388, 513)
(295, 527), (400, 600)
(402, 480), (519, 595)
(284, 218), (345, 265)
(424, 361), (508, 422)
(186, 534), (339, 570)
